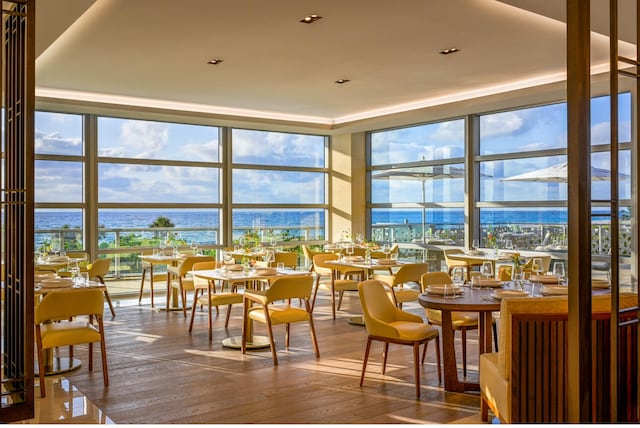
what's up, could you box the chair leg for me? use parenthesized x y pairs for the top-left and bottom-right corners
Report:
(263, 306), (278, 365)
(285, 323), (290, 349)
(337, 291), (344, 310)
(330, 279), (337, 320)
(481, 393), (490, 422)
(102, 288), (116, 318)
(435, 335), (442, 384)
(413, 342), (421, 398)
(360, 337), (373, 387)
(461, 328), (468, 378)
(308, 310), (320, 358)
(98, 319), (109, 386)
(188, 289), (199, 334)
(138, 268), (146, 304)
(492, 322), (498, 352)
(310, 275), (321, 311)
(179, 280), (187, 318)
(241, 300), (249, 355)
(87, 342), (94, 371)
(382, 342), (389, 375)
(36, 327), (46, 398)
(224, 304), (233, 328)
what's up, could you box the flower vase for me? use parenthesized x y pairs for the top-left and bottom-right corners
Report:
(365, 248), (372, 264)
(513, 268), (524, 290)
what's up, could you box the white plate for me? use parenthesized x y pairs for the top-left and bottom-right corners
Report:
(255, 268), (277, 276)
(530, 274), (561, 284)
(491, 289), (529, 300)
(375, 259), (396, 265)
(226, 264), (243, 271)
(542, 285), (568, 296)
(473, 279), (503, 288)
(343, 256), (364, 262)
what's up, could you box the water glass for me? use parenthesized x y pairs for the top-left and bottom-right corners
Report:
(472, 239), (479, 251)
(277, 262), (285, 272)
(481, 261), (493, 278)
(452, 269), (465, 287)
(504, 239), (513, 251)
(532, 257), (544, 276)
(444, 283), (458, 299)
(552, 262), (565, 284)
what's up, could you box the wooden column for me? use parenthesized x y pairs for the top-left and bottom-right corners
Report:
(566, 0), (593, 422)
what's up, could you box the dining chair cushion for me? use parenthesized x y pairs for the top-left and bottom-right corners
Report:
(248, 305), (310, 325)
(39, 321), (101, 349)
(393, 288), (420, 304)
(195, 292), (243, 308)
(425, 308), (479, 327)
(388, 320), (439, 342)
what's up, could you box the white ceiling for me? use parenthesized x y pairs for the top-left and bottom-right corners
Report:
(34, 0), (637, 126)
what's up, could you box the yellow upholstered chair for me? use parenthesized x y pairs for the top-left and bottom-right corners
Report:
(35, 288), (109, 398)
(479, 292), (637, 423)
(521, 255), (551, 279)
(241, 275), (319, 365)
(271, 251), (298, 269)
(370, 263), (428, 308)
(138, 249), (170, 307)
(87, 258), (116, 318)
(189, 261), (243, 341)
(302, 245), (327, 272)
(167, 255), (215, 317)
(443, 248), (482, 280)
(496, 265), (513, 281)
(421, 271), (484, 377)
(311, 253), (360, 319)
(358, 280), (441, 398)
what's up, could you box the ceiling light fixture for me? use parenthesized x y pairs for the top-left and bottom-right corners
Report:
(335, 79), (350, 84)
(300, 14), (322, 24)
(207, 58), (224, 65)
(440, 48), (459, 55)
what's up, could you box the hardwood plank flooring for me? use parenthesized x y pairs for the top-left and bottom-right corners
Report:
(59, 292), (486, 424)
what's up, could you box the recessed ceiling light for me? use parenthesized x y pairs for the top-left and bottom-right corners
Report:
(207, 58), (224, 65)
(300, 14), (322, 24)
(335, 79), (350, 84)
(440, 48), (460, 55)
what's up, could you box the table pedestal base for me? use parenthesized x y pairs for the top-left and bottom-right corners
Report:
(222, 335), (271, 350)
(36, 357), (82, 376)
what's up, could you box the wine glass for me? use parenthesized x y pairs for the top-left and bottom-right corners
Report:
(270, 237), (277, 248)
(346, 244), (354, 257)
(552, 261), (565, 284)
(382, 244), (390, 259)
(191, 240), (198, 254)
(452, 269), (465, 287)
(531, 257), (544, 277)
(504, 239), (513, 251)
(481, 261), (493, 279)
(471, 239), (479, 251)
(265, 249), (275, 264)
(68, 260), (80, 283)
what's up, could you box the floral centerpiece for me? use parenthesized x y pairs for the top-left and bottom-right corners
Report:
(486, 231), (497, 249)
(511, 252), (524, 269)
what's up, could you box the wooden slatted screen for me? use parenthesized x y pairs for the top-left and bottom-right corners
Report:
(0, 0), (35, 422)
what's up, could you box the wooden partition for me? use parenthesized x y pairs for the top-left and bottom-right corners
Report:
(510, 311), (638, 423)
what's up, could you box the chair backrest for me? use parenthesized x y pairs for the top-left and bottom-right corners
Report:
(501, 292), (638, 422)
(179, 256), (215, 276)
(35, 288), (105, 324)
(88, 258), (111, 278)
(443, 248), (464, 262)
(393, 263), (428, 286)
(264, 275), (314, 302)
(497, 265), (513, 281)
(273, 251), (298, 269)
(192, 261), (217, 287)
(312, 253), (338, 275)
(420, 271), (452, 290)
(358, 280), (405, 338)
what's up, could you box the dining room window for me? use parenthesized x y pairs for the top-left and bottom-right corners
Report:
(368, 119), (466, 246)
(230, 129), (328, 244)
(34, 111), (86, 253)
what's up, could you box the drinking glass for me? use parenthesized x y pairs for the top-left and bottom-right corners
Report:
(68, 260), (80, 282)
(504, 239), (513, 251)
(552, 261), (565, 284)
(277, 262), (285, 272)
(270, 237), (277, 247)
(481, 261), (493, 278)
(452, 269), (465, 287)
(346, 245), (354, 257)
(444, 283), (456, 299)
(382, 244), (390, 258)
(191, 240), (198, 254)
(265, 250), (275, 264)
(472, 239), (479, 251)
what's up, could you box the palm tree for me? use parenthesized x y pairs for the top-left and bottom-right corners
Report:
(149, 216), (175, 240)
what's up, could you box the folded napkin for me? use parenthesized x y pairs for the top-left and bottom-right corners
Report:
(530, 274), (561, 284)
(343, 256), (364, 262)
(473, 278), (503, 287)
(491, 289), (529, 300)
(39, 278), (74, 289)
(255, 268), (277, 276)
(226, 264), (243, 271)
(375, 258), (396, 265)
(426, 285), (463, 296)
(542, 285), (568, 296)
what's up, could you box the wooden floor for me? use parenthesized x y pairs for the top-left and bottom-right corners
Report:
(61, 291), (486, 424)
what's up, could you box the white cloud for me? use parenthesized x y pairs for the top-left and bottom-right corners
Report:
(35, 130), (82, 155)
(480, 111), (525, 138)
(120, 120), (169, 158)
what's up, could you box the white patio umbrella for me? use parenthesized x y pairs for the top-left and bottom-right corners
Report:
(501, 161), (629, 182)
(373, 165), (466, 240)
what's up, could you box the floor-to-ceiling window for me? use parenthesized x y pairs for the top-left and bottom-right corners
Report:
(369, 119), (466, 246)
(34, 111), (85, 256)
(230, 129), (328, 258)
(96, 116), (222, 280)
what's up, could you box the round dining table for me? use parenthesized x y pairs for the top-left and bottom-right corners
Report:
(418, 287), (501, 393)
